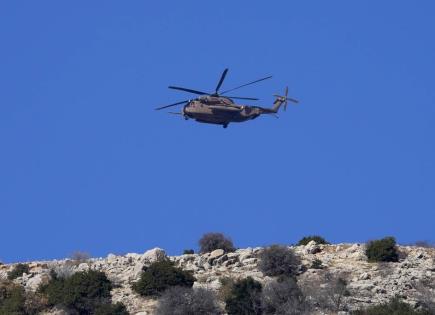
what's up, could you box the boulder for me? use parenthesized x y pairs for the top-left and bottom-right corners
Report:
(142, 248), (166, 263)
(209, 249), (225, 260)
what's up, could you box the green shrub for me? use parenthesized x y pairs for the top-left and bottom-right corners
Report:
(297, 235), (329, 246)
(132, 260), (195, 296)
(0, 281), (26, 315)
(225, 277), (263, 315)
(40, 269), (114, 314)
(183, 249), (194, 255)
(352, 297), (431, 315)
(311, 259), (324, 269)
(258, 245), (301, 278)
(199, 232), (235, 253)
(94, 302), (129, 315)
(7, 264), (30, 280)
(365, 237), (399, 262)
(156, 287), (222, 315)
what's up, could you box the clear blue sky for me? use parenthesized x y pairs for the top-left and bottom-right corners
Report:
(1, 1), (434, 263)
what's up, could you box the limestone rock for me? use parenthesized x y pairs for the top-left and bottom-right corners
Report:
(142, 248), (166, 263)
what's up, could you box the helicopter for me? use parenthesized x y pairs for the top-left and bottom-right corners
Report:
(155, 68), (298, 128)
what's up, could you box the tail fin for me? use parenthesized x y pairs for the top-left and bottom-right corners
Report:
(271, 86), (299, 112)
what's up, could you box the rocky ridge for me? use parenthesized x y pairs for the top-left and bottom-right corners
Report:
(1, 243), (434, 314)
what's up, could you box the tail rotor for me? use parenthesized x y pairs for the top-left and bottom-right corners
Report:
(273, 86), (299, 111)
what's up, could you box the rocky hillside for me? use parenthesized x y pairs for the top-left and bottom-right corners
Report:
(1, 242), (434, 314)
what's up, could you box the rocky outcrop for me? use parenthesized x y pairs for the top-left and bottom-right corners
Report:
(1, 244), (434, 314)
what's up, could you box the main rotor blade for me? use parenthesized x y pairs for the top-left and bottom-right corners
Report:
(225, 96), (259, 101)
(220, 75), (272, 95)
(168, 86), (208, 95)
(155, 100), (189, 111)
(215, 68), (228, 94)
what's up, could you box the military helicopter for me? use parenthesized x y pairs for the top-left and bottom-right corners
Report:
(155, 68), (298, 128)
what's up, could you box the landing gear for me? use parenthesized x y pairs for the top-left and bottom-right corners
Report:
(223, 123), (228, 129)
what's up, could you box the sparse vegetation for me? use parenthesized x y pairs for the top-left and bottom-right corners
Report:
(183, 249), (194, 255)
(156, 286), (222, 315)
(414, 241), (434, 248)
(0, 280), (26, 315)
(7, 263), (30, 280)
(1, 279), (49, 315)
(199, 232), (235, 253)
(261, 277), (309, 315)
(132, 260), (195, 296)
(414, 279), (435, 314)
(39, 269), (124, 315)
(218, 277), (236, 302)
(297, 235), (329, 246)
(351, 297), (432, 315)
(301, 271), (351, 312)
(225, 277), (263, 315)
(365, 237), (399, 262)
(258, 245), (300, 278)
(325, 274), (350, 312)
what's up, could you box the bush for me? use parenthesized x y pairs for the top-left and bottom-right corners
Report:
(297, 235), (329, 246)
(199, 232), (235, 253)
(183, 249), (194, 255)
(261, 277), (309, 315)
(7, 263), (30, 280)
(352, 297), (431, 315)
(156, 286), (222, 315)
(218, 277), (235, 302)
(310, 259), (324, 269)
(94, 302), (129, 315)
(23, 291), (48, 315)
(225, 277), (263, 315)
(40, 269), (115, 314)
(258, 245), (301, 278)
(0, 281), (26, 315)
(70, 251), (91, 265)
(132, 260), (195, 296)
(365, 237), (399, 262)
(301, 271), (350, 312)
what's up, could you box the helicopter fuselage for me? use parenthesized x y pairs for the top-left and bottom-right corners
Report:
(182, 96), (264, 128)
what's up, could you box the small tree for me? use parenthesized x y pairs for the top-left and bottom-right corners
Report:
(7, 263), (30, 280)
(199, 233), (235, 253)
(132, 260), (195, 296)
(70, 251), (91, 266)
(156, 287), (222, 315)
(183, 249), (194, 255)
(258, 245), (301, 278)
(261, 277), (310, 315)
(365, 237), (399, 262)
(225, 277), (263, 315)
(297, 236), (329, 246)
(301, 271), (350, 312)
